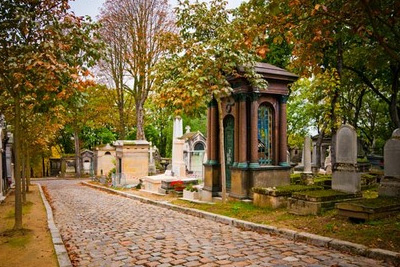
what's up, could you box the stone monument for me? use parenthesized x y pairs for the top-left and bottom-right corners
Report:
(148, 142), (157, 175)
(301, 136), (313, 184)
(324, 146), (332, 174)
(379, 128), (400, 197)
(172, 116), (186, 177)
(332, 124), (360, 193)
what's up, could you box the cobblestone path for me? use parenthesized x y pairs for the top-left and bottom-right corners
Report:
(41, 180), (387, 267)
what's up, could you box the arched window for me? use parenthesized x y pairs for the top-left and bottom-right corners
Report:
(258, 103), (273, 165)
(105, 151), (111, 155)
(194, 142), (205, 151)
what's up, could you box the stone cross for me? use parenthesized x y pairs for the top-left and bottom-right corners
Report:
(185, 125), (191, 134)
(379, 128), (400, 197)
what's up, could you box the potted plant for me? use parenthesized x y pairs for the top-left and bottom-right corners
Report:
(183, 183), (199, 200)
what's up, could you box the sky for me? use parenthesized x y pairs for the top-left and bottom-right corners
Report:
(69, 0), (245, 20)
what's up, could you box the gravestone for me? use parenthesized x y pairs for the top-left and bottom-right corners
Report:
(301, 136), (314, 184)
(332, 124), (360, 193)
(379, 128), (400, 197)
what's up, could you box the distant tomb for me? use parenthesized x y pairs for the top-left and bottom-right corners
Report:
(114, 140), (149, 185)
(94, 144), (116, 177)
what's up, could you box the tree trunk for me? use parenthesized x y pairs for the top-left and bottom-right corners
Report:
(26, 147), (30, 192)
(14, 94), (23, 230)
(21, 143), (26, 204)
(390, 64), (400, 128)
(216, 97), (227, 203)
(42, 155), (45, 177)
(74, 130), (81, 178)
(136, 101), (146, 140)
(118, 103), (126, 140)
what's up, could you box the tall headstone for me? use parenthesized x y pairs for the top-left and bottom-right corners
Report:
(332, 124), (360, 193)
(379, 128), (400, 197)
(148, 142), (157, 175)
(172, 116), (186, 177)
(301, 136), (313, 184)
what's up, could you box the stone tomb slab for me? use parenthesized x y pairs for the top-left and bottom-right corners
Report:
(288, 189), (362, 215)
(336, 197), (400, 221)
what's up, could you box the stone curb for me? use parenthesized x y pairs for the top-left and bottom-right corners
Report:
(36, 183), (73, 267)
(82, 182), (400, 265)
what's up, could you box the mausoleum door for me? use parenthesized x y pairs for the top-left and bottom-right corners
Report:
(224, 116), (234, 191)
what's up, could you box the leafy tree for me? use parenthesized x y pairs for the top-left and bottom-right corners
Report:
(0, 0), (100, 229)
(154, 0), (267, 201)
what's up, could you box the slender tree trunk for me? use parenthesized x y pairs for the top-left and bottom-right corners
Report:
(216, 97), (226, 203)
(118, 104), (126, 139)
(74, 130), (81, 178)
(26, 147), (30, 192)
(136, 101), (146, 140)
(14, 94), (23, 230)
(390, 64), (400, 128)
(21, 143), (26, 204)
(42, 155), (45, 177)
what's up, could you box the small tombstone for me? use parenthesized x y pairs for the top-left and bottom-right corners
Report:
(332, 124), (360, 193)
(379, 128), (400, 197)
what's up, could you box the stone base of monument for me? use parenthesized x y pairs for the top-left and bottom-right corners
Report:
(141, 174), (173, 194)
(378, 177), (400, 197)
(182, 189), (200, 200)
(300, 173), (314, 185)
(252, 185), (323, 209)
(158, 178), (199, 194)
(332, 171), (361, 194)
(288, 190), (362, 215)
(336, 197), (400, 221)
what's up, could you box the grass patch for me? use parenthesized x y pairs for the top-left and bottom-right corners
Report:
(350, 197), (400, 208)
(5, 201), (34, 219)
(1, 229), (33, 248)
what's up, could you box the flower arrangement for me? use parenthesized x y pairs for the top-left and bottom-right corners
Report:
(170, 180), (185, 192)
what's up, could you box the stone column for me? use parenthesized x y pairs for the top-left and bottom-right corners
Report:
(238, 95), (248, 168)
(279, 96), (289, 166)
(209, 102), (218, 164)
(301, 136), (313, 184)
(303, 136), (312, 173)
(206, 106), (212, 163)
(249, 94), (260, 168)
(233, 99), (239, 167)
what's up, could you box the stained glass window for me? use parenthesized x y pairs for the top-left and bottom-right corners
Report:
(258, 104), (273, 165)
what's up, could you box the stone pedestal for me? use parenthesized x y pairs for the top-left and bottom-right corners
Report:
(332, 168), (361, 194)
(172, 139), (186, 177)
(230, 168), (249, 199)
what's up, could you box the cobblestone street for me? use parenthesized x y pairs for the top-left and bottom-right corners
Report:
(40, 180), (387, 267)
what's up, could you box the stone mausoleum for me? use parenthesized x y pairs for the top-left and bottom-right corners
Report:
(203, 63), (298, 200)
